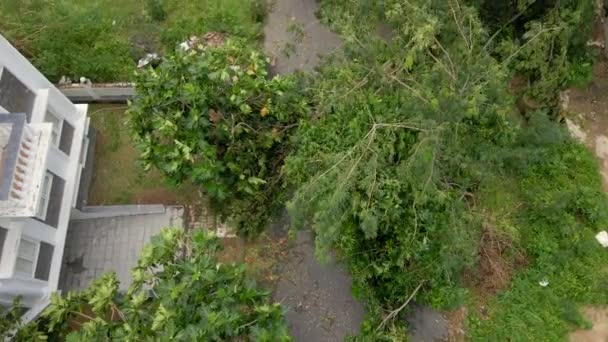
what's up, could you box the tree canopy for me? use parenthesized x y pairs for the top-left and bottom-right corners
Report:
(2, 229), (290, 341)
(37, 0), (607, 340)
(128, 39), (309, 235)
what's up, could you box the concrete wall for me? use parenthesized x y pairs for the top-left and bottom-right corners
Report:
(0, 34), (90, 319)
(59, 84), (135, 103)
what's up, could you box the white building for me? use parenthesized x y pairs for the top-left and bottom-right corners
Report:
(0, 35), (92, 320)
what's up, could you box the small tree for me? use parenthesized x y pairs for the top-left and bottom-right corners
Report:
(3, 229), (290, 341)
(128, 39), (309, 235)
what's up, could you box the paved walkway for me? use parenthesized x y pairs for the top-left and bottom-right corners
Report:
(264, 0), (342, 74)
(264, 1), (363, 340)
(59, 206), (183, 292)
(273, 230), (364, 341)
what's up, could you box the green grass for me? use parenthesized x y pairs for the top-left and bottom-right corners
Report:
(468, 139), (608, 340)
(88, 104), (198, 205)
(0, 0), (266, 82)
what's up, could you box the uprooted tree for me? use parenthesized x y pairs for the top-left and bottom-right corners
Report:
(473, 0), (596, 112)
(128, 38), (309, 235)
(286, 0), (608, 339)
(2, 229), (290, 341)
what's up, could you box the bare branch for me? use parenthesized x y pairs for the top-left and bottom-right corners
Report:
(448, 0), (471, 50)
(377, 281), (425, 331)
(502, 27), (560, 66)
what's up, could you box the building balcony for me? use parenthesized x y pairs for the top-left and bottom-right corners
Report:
(0, 113), (51, 217)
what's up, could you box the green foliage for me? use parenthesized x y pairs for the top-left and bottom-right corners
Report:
(0, 0), (133, 82)
(160, 0), (266, 49)
(8, 228), (291, 341)
(476, 0), (596, 111)
(470, 120), (608, 340)
(567, 56), (594, 88)
(129, 39), (309, 235)
(289, 0), (512, 311)
(0, 0), (267, 82)
(145, 0), (167, 22)
(287, 0), (608, 339)
(0, 299), (47, 340)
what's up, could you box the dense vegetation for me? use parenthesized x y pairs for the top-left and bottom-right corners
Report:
(0, 0), (266, 82)
(2, 229), (290, 341)
(473, 0), (596, 112)
(283, 0), (608, 339)
(2, 0), (606, 340)
(0, 0), (133, 82)
(128, 39), (308, 235)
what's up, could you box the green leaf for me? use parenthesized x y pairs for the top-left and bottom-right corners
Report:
(240, 103), (252, 114)
(404, 53), (415, 71)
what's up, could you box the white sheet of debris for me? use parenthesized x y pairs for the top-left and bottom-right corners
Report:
(137, 53), (160, 68)
(596, 230), (608, 248)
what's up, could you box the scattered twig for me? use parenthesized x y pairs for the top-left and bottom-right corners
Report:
(448, 0), (471, 51)
(341, 70), (372, 99)
(111, 303), (126, 322)
(377, 281), (425, 331)
(72, 310), (95, 322)
(501, 27), (560, 66)
(237, 318), (259, 331)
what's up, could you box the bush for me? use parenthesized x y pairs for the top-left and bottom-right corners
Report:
(474, 0), (596, 112)
(128, 39), (309, 235)
(3, 229), (291, 341)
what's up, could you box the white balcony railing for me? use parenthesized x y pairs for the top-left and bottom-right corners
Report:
(0, 122), (52, 217)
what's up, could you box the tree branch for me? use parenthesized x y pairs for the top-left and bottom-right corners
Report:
(377, 281), (425, 331)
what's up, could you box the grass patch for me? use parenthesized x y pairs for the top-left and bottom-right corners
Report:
(88, 104), (198, 205)
(0, 0), (266, 82)
(467, 136), (608, 340)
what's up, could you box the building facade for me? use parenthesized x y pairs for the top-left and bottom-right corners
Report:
(0, 35), (91, 320)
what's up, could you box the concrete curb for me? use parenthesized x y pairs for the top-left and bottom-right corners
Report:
(70, 204), (167, 220)
(59, 84), (135, 103)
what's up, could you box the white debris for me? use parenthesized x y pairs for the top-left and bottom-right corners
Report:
(178, 32), (225, 52)
(179, 36), (201, 51)
(565, 118), (588, 142)
(539, 278), (549, 287)
(79, 77), (95, 87)
(58, 76), (72, 86)
(179, 41), (190, 51)
(137, 53), (160, 68)
(216, 222), (236, 238)
(596, 230), (608, 248)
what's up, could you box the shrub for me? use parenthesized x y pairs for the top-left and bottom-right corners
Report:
(128, 39), (309, 235)
(475, 0), (596, 112)
(2, 229), (290, 341)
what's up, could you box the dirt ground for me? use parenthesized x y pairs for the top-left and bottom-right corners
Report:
(87, 104), (199, 206)
(569, 307), (608, 342)
(564, 60), (608, 190)
(563, 58), (608, 342)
